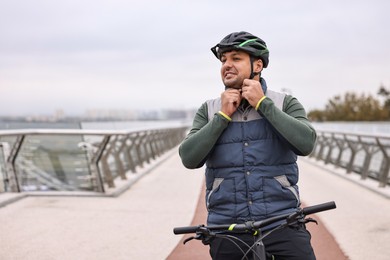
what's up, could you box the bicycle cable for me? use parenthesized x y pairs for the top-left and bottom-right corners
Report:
(214, 233), (264, 260)
(241, 223), (288, 260)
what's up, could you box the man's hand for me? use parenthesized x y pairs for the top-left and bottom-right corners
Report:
(220, 88), (242, 117)
(241, 79), (265, 108)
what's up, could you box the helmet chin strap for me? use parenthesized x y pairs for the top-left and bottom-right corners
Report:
(249, 56), (259, 80)
(237, 57), (257, 107)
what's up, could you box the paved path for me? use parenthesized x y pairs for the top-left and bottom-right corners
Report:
(0, 150), (389, 260)
(0, 150), (204, 260)
(298, 158), (390, 260)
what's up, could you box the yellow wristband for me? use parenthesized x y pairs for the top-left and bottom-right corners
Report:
(218, 111), (232, 121)
(255, 96), (267, 110)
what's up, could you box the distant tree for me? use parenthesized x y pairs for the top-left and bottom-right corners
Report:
(378, 84), (390, 113)
(307, 109), (326, 122)
(308, 90), (388, 121)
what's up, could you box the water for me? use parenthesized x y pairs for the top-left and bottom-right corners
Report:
(0, 122), (81, 129)
(312, 122), (390, 135)
(0, 120), (189, 131)
(80, 119), (189, 131)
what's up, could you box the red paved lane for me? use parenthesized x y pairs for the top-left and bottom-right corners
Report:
(167, 184), (348, 260)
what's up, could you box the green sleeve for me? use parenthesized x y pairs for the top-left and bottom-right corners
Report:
(258, 95), (317, 156)
(179, 102), (230, 169)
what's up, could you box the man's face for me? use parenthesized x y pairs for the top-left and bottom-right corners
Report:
(220, 50), (251, 89)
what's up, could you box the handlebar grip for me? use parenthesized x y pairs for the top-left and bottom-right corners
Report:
(302, 201), (336, 215)
(173, 225), (200, 235)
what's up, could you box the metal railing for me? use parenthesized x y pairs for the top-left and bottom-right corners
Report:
(0, 126), (188, 193)
(310, 130), (390, 188)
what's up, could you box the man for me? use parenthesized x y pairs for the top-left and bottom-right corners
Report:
(179, 31), (317, 259)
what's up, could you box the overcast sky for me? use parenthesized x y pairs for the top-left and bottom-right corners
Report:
(1, 0), (389, 116)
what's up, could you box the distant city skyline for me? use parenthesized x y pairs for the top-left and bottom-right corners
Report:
(1, 0), (389, 116)
(0, 107), (196, 123)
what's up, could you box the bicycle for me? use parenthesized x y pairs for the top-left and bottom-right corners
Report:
(173, 201), (336, 260)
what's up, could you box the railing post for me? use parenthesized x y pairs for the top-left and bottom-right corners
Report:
(125, 134), (138, 173)
(90, 135), (111, 193)
(324, 133), (336, 164)
(110, 136), (126, 180)
(7, 135), (25, 192)
(0, 142), (11, 192)
(114, 136), (127, 180)
(360, 137), (379, 180)
(378, 159), (390, 188)
(140, 132), (150, 165)
(147, 131), (157, 160)
(134, 132), (145, 168)
(334, 136), (347, 168)
(376, 138), (390, 188)
(345, 135), (361, 174)
(101, 140), (115, 188)
(315, 133), (326, 161)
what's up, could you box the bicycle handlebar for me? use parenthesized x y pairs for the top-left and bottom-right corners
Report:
(173, 225), (203, 235)
(302, 201), (336, 215)
(173, 201), (336, 235)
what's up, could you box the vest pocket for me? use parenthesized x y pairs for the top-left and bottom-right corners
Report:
(274, 175), (300, 207)
(263, 175), (300, 214)
(206, 177), (236, 215)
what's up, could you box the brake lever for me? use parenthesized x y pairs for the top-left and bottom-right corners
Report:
(183, 228), (216, 245)
(300, 217), (318, 225)
(286, 211), (302, 224)
(183, 235), (198, 245)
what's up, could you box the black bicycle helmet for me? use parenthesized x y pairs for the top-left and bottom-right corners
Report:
(211, 31), (269, 68)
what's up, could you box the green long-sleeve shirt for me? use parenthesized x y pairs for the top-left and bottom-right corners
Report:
(179, 95), (317, 169)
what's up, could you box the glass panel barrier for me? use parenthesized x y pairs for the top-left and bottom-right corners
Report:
(0, 126), (189, 194)
(15, 135), (92, 192)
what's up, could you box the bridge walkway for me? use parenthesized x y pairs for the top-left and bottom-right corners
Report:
(0, 149), (389, 260)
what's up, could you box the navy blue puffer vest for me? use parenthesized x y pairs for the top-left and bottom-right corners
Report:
(205, 87), (300, 226)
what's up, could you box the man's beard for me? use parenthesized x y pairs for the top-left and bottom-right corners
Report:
(223, 78), (243, 89)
